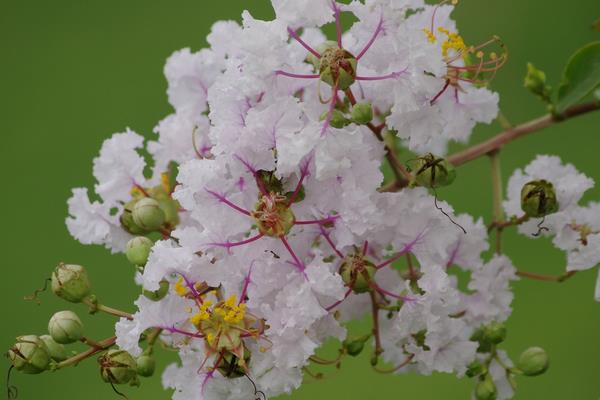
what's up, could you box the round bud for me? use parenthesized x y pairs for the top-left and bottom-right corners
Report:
(520, 180), (559, 218)
(342, 334), (370, 357)
(135, 354), (156, 378)
(517, 346), (549, 376)
(7, 335), (51, 374)
(475, 375), (497, 400)
(339, 254), (377, 294)
(132, 198), (165, 231)
(39, 335), (68, 362)
(484, 321), (507, 345)
(524, 63), (551, 100)
(409, 153), (456, 188)
(143, 279), (169, 301)
(159, 198), (180, 227)
(48, 310), (83, 344)
(216, 351), (251, 379)
(120, 200), (147, 234)
(125, 237), (153, 266)
(99, 349), (137, 385)
(351, 103), (374, 125)
(320, 109), (350, 129)
(319, 47), (357, 90)
(51, 263), (92, 303)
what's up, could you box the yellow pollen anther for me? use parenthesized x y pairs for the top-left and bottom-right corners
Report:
(422, 28), (437, 43)
(160, 172), (171, 193)
(476, 51), (484, 59)
(174, 278), (188, 297)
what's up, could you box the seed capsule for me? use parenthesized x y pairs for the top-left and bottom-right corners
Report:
(99, 349), (137, 385)
(339, 253), (377, 294)
(342, 334), (371, 357)
(517, 346), (549, 376)
(7, 335), (51, 374)
(51, 263), (92, 303)
(408, 153), (456, 188)
(520, 180), (559, 218)
(125, 236), (154, 266)
(319, 47), (357, 90)
(132, 198), (166, 231)
(48, 310), (84, 344)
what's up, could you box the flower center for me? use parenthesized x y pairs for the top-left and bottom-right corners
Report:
(339, 252), (377, 293)
(190, 295), (251, 352)
(251, 193), (295, 237)
(319, 47), (357, 90)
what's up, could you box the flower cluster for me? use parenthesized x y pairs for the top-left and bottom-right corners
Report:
(6, 1), (599, 400)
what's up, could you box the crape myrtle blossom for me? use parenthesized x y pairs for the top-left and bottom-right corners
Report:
(34, 0), (597, 399)
(504, 155), (600, 300)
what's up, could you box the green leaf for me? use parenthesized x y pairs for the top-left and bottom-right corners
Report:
(556, 41), (600, 112)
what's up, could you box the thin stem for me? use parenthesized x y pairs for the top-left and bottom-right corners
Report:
(345, 88), (410, 187)
(369, 291), (383, 365)
(280, 236), (305, 271)
(325, 287), (353, 311)
(372, 354), (415, 374)
(205, 189), (251, 216)
(320, 225), (344, 259)
(287, 27), (321, 59)
(490, 150), (504, 254)
(516, 270), (577, 283)
(275, 70), (320, 80)
(333, 0), (343, 48)
(356, 16), (384, 61)
(448, 102), (600, 167)
(83, 298), (133, 320)
(55, 336), (117, 370)
(208, 233), (265, 251)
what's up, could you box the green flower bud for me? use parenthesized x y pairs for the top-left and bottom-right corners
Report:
(135, 354), (156, 378)
(157, 197), (181, 227)
(524, 63), (552, 102)
(132, 198), (165, 231)
(408, 153), (456, 188)
(475, 375), (497, 400)
(120, 199), (148, 234)
(216, 351), (251, 379)
(319, 47), (357, 90)
(143, 279), (170, 301)
(51, 263), (92, 303)
(39, 335), (68, 362)
(517, 347), (549, 376)
(339, 253), (376, 294)
(48, 310), (83, 344)
(351, 103), (374, 125)
(520, 180), (559, 218)
(125, 237), (153, 266)
(320, 109), (351, 129)
(99, 349), (137, 385)
(342, 334), (371, 357)
(7, 335), (51, 374)
(485, 321), (507, 345)
(466, 360), (485, 378)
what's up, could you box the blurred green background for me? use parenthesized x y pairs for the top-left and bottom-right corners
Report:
(1, 0), (599, 399)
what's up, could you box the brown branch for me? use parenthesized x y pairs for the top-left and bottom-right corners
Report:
(345, 88), (411, 187)
(448, 102), (600, 167)
(516, 270), (577, 282)
(55, 336), (117, 370)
